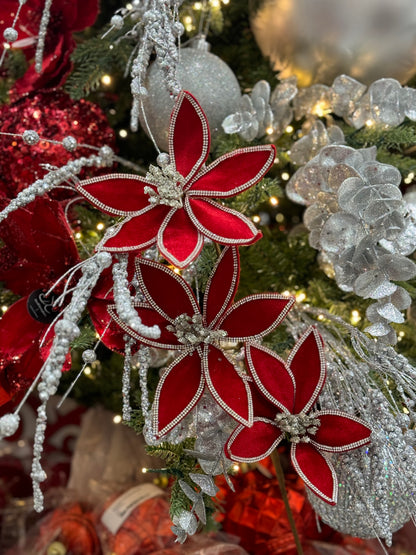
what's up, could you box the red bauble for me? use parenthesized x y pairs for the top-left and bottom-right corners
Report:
(0, 90), (115, 198)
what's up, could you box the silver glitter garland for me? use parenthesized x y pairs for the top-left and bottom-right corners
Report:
(122, 335), (135, 421)
(286, 307), (416, 545)
(30, 252), (113, 511)
(0, 147), (115, 223)
(35, 0), (54, 73)
(112, 254), (161, 339)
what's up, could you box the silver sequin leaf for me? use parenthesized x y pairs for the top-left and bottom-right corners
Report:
(376, 302), (405, 324)
(173, 510), (198, 535)
(354, 270), (397, 300)
(379, 254), (416, 281)
(320, 213), (364, 253)
(171, 525), (187, 543)
(189, 473), (219, 497)
(179, 479), (200, 503)
(368, 78), (404, 127)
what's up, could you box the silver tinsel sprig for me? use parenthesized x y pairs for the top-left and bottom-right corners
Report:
(287, 144), (416, 343)
(104, 0), (184, 133)
(0, 147), (115, 224)
(222, 78), (297, 141)
(286, 307), (416, 546)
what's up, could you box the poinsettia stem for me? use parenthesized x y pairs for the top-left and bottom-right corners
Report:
(270, 449), (304, 555)
(215, 243), (222, 257)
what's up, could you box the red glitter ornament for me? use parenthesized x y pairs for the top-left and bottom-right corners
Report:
(0, 90), (115, 199)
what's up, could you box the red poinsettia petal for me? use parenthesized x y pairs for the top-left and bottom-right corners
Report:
(0, 297), (45, 359)
(88, 298), (128, 353)
(250, 382), (279, 420)
(291, 443), (337, 504)
(152, 350), (205, 437)
(203, 247), (239, 328)
(188, 145), (276, 197)
(287, 327), (326, 414)
(136, 258), (200, 322)
(204, 345), (252, 426)
(246, 344), (295, 413)
(186, 198), (261, 245)
(311, 411), (372, 452)
(218, 294), (294, 341)
(170, 91), (210, 182)
(158, 208), (204, 268)
(77, 174), (153, 216)
(226, 418), (283, 463)
(107, 303), (184, 350)
(72, 0), (99, 30)
(0, 385), (11, 409)
(101, 205), (169, 252)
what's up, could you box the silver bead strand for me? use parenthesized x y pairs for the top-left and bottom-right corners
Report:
(112, 254), (160, 339)
(136, 345), (158, 444)
(0, 147), (114, 224)
(0, 0), (27, 68)
(31, 252), (113, 512)
(34, 0), (54, 73)
(122, 335), (135, 421)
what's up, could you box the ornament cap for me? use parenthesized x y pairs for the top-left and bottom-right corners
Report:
(190, 35), (211, 52)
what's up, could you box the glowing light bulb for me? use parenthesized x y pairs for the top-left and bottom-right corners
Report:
(269, 196), (279, 206)
(252, 215), (261, 223)
(296, 292), (306, 302)
(350, 310), (361, 325)
(1, 306), (8, 313)
(96, 222), (105, 231)
(193, 1), (202, 8)
(285, 125), (294, 134)
(281, 172), (290, 181)
(101, 74), (112, 86)
(113, 415), (122, 424)
(84, 366), (92, 376)
(119, 129), (128, 138)
(266, 126), (274, 135)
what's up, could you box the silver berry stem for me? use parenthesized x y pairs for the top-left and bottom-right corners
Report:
(122, 335), (135, 421)
(34, 0), (54, 73)
(0, 147), (114, 224)
(112, 254), (161, 339)
(31, 252), (112, 512)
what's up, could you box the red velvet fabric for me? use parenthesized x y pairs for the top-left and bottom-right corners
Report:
(127, 247), (294, 437)
(312, 412), (372, 451)
(291, 443), (337, 504)
(189, 147), (275, 197)
(219, 295), (294, 340)
(287, 328), (326, 414)
(159, 208), (203, 267)
(77, 175), (152, 215)
(225, 327), (372, 504)
(227, 419), (283, 461)
(170, 92), (210, 182)
(136, 258), (199, 321)
(76, 91), (276, 267)
(154, 351), (204, 436)
(103, 205), (170, 252)
(202, 247), (240, 328)
(246, 344), (295, 412)
(204, 344), (252, 426)
(187, 198), (261, 243)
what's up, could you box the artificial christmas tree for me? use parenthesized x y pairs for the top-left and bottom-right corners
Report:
(1, 1), (416, 553)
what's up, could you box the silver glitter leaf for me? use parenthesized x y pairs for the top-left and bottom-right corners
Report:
(171, 525), (187, 543)
(380, 254), (416, 281)
(179, 480), (199, 503)
(354, 270), (396, 299)
(376, 302), (405, 324)
(190, 473), (219, 496)
(320, 213), (363, 253)
(369, 78), (404, 127)
(174, 510), (198, 535)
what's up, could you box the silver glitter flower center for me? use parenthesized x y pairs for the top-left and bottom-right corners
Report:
(144, 163), (185, 208)
(167, 314), (227, 346)
(274, 412), (321, 443)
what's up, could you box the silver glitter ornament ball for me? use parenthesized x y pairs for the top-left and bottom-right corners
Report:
(140, 43), (241, 151)
(250, 0), (416, 86)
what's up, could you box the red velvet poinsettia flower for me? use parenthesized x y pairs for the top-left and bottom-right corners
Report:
(76, 91), (276, 268)
(225, 328), (372, 504)
(108, 247), (294, 437)
(0, 197), (80, 409)
(0, 0), (99, 95)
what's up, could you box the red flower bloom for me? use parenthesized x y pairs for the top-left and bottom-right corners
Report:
(0, 197), (80, 409)
(226, 328), (372, 504)
(0, 0), (98, 95)
(76, 91), (276, 268)
(108, 247), (294, 437)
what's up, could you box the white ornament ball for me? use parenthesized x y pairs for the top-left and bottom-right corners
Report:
(0, 413), (20, 438)
(250, 0), (416, 86)
(140, 47), (241, 151)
